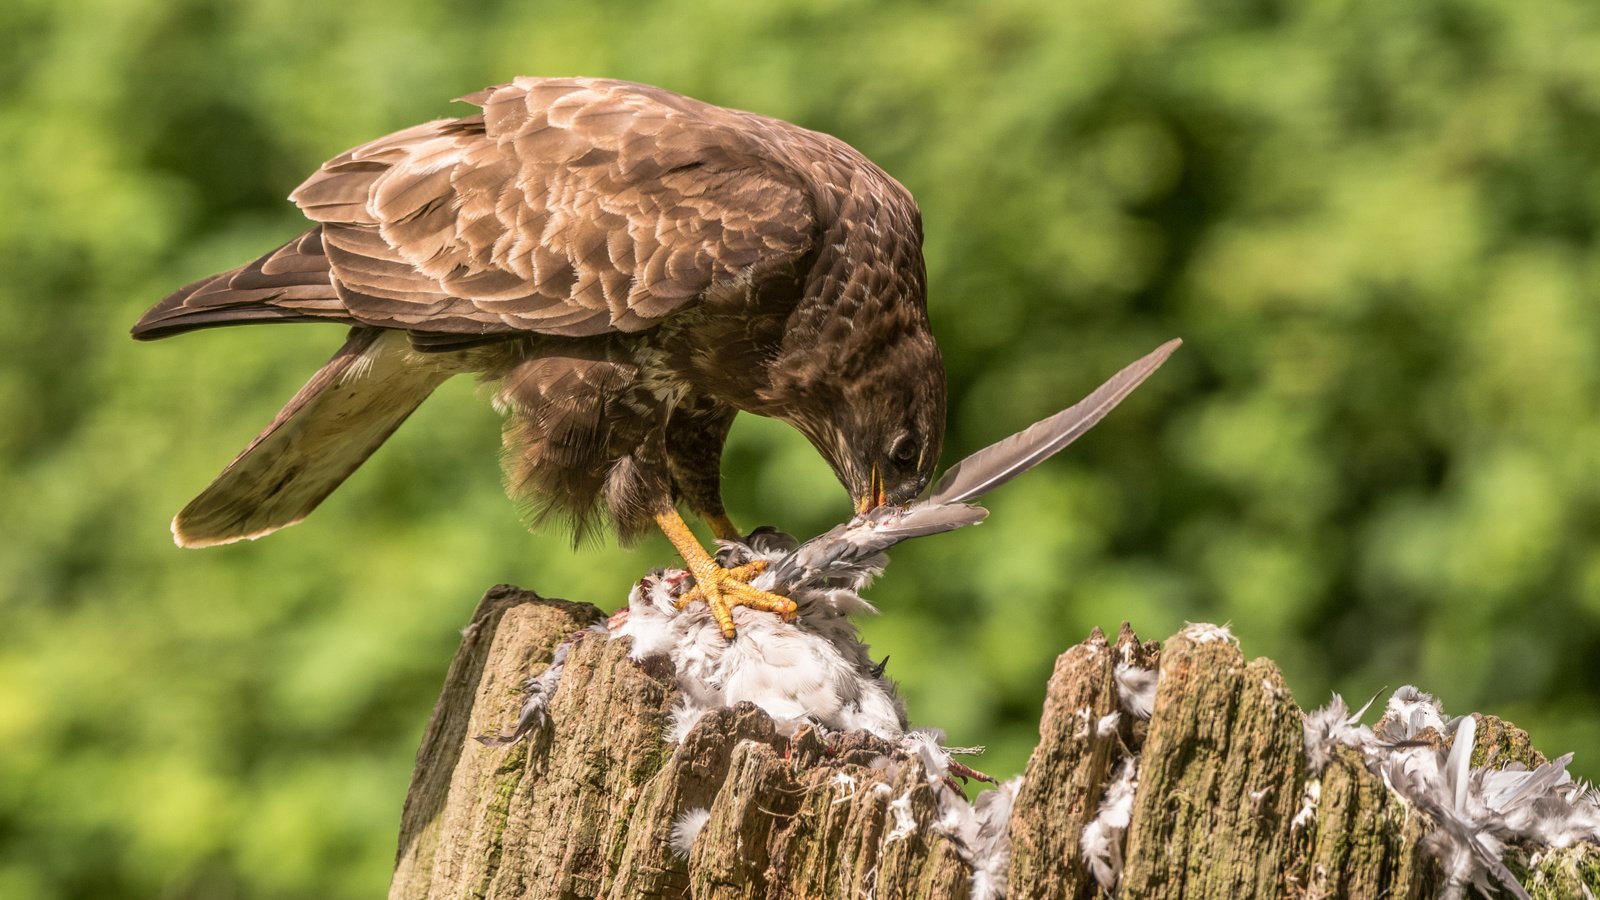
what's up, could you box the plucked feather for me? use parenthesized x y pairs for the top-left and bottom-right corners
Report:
(925, 338), (1181, 506)
(767, 339), (1181, 590)
(766, 503), (987, 589)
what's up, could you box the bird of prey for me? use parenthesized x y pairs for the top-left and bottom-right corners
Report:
(132, 77), (945, 638)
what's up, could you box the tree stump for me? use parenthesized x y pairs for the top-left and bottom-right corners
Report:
(389, 586), (1600, 899)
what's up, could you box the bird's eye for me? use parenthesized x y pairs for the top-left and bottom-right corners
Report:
(889, 434), (918, 466)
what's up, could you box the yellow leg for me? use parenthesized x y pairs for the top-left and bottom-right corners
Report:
(704, 511), (742, 543)
(655, 509), (796, 639)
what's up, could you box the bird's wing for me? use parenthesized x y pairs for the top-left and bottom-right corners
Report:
(290, 77), (817, 338)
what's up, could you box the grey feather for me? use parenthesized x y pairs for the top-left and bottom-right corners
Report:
(766, 502), (987, 589)
(926, 338), (1181, 506)
(768, 339), (1181, 591)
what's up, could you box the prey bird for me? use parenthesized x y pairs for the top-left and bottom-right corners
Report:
(132, 77), (945, 637)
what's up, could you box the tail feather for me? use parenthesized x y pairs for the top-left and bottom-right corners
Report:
(173, 329), (449, 547)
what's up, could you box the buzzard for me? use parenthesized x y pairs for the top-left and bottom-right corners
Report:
(132, 77), (946, 638)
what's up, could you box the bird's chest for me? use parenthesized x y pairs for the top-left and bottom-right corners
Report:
(654, 272), (805, 414)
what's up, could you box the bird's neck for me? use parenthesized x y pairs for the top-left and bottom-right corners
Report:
(754, 210), (931, 425)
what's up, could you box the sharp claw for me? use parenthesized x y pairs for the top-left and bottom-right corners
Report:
(674, 560), (797, 636)
(725, 559), (768, 581)
(675, 586), (705, 610)
(710, 596), (736, 639)
(724, 580), (796, 619)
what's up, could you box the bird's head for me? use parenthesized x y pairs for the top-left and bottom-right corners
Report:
(777, 327), (946, 518)
(759, 172), (946, 518)
(841, 391), (946, 516)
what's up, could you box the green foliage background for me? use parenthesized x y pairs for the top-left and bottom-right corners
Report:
(2, 0), (1598, 895)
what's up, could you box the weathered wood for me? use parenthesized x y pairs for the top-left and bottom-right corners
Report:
(391, 587), (611, 898)
(1293, 743), (1431, 899)
(391, 586), (1600, 900)
(1006, 624), (1155, 896)
(1120, 629), (1305, 896)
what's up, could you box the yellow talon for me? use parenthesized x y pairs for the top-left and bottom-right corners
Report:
(655, 510), (796, 638)
(724, 559), (768, 582)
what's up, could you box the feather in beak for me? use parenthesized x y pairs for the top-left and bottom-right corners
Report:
(774, 338), (1182, 590)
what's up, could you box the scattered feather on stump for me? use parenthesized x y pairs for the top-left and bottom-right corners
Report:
(410, 594), (1600, 899)
(1298, 687), (1600, 900)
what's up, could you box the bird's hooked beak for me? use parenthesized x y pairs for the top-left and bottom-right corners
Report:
(854, 463), (887, 515)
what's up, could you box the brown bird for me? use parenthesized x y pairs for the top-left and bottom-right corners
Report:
(132, 77), (946, 638)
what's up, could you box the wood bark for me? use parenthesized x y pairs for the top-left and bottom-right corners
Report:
(390, 586), (1600, 899)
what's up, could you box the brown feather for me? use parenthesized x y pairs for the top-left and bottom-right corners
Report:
(173, 330), (451, 546)
(130, 227), (345, 339)
(277, 77), (820, 339)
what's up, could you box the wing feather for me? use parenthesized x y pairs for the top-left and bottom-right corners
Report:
(131, 228), (345, 339)
(285, 76), (817, 339)
(766, 340), (1183, 589)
